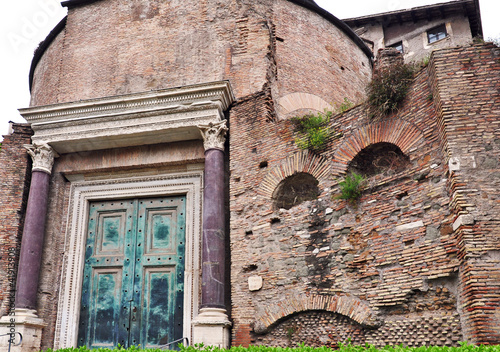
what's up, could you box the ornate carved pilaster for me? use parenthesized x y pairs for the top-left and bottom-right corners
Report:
(198, 120), (228, 151)
(24, 143), (58, 174)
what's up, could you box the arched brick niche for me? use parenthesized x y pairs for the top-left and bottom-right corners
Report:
(348, 142), (410, 177)
(272, 172), (320, 210)
(332, 119), (424, 176)
(277, 93), (332, 118)
(253, 294), (380, 334)
(254, 310), (366, 347)
(259, 151), (330, 200)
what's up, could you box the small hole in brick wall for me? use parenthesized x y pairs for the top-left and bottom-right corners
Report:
(276, 37), (284, 42)
(245, 229), (253, 235)
(252, 148), (257, 154)
(243, 264), (258, 272)
(396, 191), (408, 200)
(341, 66), (345, 71)
(259, 161), (268, 168)
(404, 239), (415, 246)
(270, 217), (281, 224)
(234, 177), (241, 182)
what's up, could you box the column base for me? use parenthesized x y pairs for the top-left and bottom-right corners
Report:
(192, 308), (231, 348)
(0, 309), (47, 352)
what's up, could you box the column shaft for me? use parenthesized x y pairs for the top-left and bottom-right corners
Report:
(201, 148), (226, 309)
(15, 170), (51, 309)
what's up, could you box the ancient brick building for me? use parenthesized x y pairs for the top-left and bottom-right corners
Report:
(0, 0), (498, 351)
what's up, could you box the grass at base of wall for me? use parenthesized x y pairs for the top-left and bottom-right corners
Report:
(43, 342), (500, 352)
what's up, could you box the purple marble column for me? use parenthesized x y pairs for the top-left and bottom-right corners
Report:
(198, 121), (228, 309)
(15, 144), (57, 310)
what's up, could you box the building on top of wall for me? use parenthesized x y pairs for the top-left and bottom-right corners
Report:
(0, 0), (499, 351)
(344, 0), (483, 63)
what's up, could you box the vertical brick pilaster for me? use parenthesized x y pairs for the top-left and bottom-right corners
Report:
(429, 44), (500, 344)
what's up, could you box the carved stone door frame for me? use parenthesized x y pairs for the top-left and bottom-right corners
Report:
(53, 171), (203, 349)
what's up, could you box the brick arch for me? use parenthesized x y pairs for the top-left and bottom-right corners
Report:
(278, 92), (332, 116)
(253, 294), (381, 334)
(331, 119), (424, 175)
(258, 150), (330, 198)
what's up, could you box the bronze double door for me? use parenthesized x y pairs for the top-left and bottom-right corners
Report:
(78, 196), (186, 349)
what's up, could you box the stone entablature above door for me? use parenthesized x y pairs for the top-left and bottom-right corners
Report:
(20, 81), (234, 154)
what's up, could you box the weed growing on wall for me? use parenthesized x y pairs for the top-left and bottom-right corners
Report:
(335, 172), (366, 203)
(366, 61), (415, 116)
(335, 98), (355, 114)
(291, 110), (334, 152)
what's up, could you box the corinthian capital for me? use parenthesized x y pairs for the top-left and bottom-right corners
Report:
(24, 143), (59, 175)
(198, 120), (228, 151)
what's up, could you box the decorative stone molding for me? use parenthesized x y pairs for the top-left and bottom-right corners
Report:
(259, 150), (330, 198)
(331, 118), (424, 175)
(19, 81), (234, 154)
(24, 143), (58, 174)
(253, 293), (381, 334)
(198, 120), (228, 151)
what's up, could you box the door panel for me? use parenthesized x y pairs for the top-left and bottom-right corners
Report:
(79, 201), (135, 348)
(90, 270), (122, 347)
(79, 197), (185, 349)
(133, 197), (186, 348)
(97, 213), (125, 254)
(148, 211), (175, 253)
(142, 268), (175, 346)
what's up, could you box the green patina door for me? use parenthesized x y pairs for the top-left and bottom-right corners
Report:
(78, 197), (186, 349)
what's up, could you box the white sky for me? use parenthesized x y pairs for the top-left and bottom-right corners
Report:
(0, 0), (499, 140)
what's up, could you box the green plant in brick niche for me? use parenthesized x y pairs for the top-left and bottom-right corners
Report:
(366, 61), (415, 116)
(291, 110), (336, 152)
(336, 172), (366, 202)
(335, 97), (355, 114)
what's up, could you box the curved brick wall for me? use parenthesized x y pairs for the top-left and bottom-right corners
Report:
(273, 0), (372, 115)
(29, 28), (66, 107)
(29, 0), (371, 108)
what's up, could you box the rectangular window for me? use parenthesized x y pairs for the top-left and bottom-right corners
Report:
(389, 41), (403, 54)
(427, 24), (447, 44)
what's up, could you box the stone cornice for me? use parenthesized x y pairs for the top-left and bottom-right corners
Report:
(20, 81), (234, 154)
